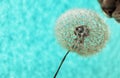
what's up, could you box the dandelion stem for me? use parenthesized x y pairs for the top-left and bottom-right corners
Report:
(53, 50), (70, 78)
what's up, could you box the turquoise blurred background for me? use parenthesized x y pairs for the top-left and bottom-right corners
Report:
(0, 0), (120, 78)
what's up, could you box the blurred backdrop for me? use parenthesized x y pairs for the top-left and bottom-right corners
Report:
(0, 0), (120, 78)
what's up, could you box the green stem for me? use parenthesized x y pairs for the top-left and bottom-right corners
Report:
(53, 50), (70, 78)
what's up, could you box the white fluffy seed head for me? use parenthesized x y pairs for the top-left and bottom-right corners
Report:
(55, 9), (109, 56)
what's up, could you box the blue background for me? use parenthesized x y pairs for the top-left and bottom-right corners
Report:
(0, 0), (120, 78)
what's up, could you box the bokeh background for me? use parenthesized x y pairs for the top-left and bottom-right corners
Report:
(0, 0), (120, 78)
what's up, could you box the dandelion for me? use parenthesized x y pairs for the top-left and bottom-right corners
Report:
(54, 9), (109, 78)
